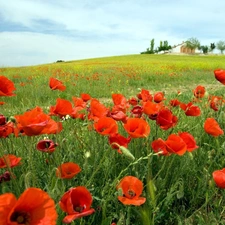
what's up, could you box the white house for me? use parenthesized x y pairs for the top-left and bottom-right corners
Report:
(171, 42), (201, 54)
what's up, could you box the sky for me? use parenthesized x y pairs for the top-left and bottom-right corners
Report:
(0, 0), (225, 67)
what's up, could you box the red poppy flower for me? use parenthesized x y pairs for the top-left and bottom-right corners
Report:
(213, 168), (225, 188)
(49, 98), (73, 118)
(0, 187), (57, 225)
(204, 118), (224, 137)
(128, 97), (138, 106)
(180, 102), (201, 116)
(94, 117), (118, 135)
(165, 134), (187, 156)
(71, 106), (86, 120)
(137, 89), (153, 102)
(151, 138), (169, 155)
(117, 176), (146, 206)
(72, 97), (86, 108)
(0, 171), (12, 183)
(112, 93), (130, 112)
(169, 99), (180, 107)
(14, 107), (63, 136)
(143, 101), (162, 119)
(59, 186), (95, 223)
(110, 109), (127, 122)
(81, 93), (91, 102)
(209, 95), (224, 111)
(108, 133), (131, 153)
(56, 162), (81, 179)
(0, 115), (14, 138)
(153, 92), (165, 103)
(88, 99), (109, 121)
(156, 108), (178, 130)
(0, 154), (21, 168)
(0, 75), (16, 96)
(0, 101), (5, 105)
(36, 139), (58, 153)
(178, 132), (199, 152)
(130, 105), (143, 118)
(123, 118), (150, 138)
(193, 85), (206, 98)
(214, 69), (225, 85)
(49, 77), (66, 91)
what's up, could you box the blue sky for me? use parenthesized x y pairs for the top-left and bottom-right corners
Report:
(0, 0), (224, 67)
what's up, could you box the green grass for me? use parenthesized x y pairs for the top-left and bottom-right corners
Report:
(1, 54), (225, 225)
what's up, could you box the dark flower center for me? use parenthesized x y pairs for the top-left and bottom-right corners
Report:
(45, 141), (51, 148)
(125, 189), (136, 199)
(74, 204), (86, 213)
(10, 211), (30, 224)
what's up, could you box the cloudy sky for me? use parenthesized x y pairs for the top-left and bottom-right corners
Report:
(0, 0), (224, 67)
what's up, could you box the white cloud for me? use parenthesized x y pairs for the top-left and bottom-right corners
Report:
(0, 32), (149, 67)
(0, 0), (225, 66)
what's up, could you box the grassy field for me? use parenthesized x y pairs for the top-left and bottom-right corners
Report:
(1, 54), (225, 225)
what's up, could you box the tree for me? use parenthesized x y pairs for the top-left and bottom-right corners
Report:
(216, 40), (225, 54)
(157, 40), (172, 52)
(200, 45), (208, 54)
(210, 43), (216, 52)
(185, 37), (200, 51)
(150, 39), (155, 53)
(140, 38), (155, 54)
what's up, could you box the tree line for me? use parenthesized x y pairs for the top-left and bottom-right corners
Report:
(141, 38), (225, 54)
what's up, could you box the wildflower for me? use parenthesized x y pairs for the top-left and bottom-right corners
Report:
(143, 101), (162, 120)
(109, 133), (131, 153)
(81, 93), (91, 102)
(0, 154), (21, 168)
(137, 89), (152, 102)
(112, 93), (130, 113)
(36, 139), (58, 153)
(156, 108), (178, 130)
(0, 171), (12, 183)
(193, 85), (206, 98)
(0, 187), (57, 224)
(88, 99), (109, 121)
(56, 162), (81, 179)
(94, 117), (118, 135)
(213, 168), (225, 188)
(209, 95), (224, 111)
(123, 118), (150, 138)
(169, 99), (180, 107)
(204, 118), (224, 137)
(178, 132), (199, 152)
(214, 69), (225, 85)
(151, 138), (169, 156)
(128, 97), (138, 106)
(165, 134), (187, 156)
(117, 176), (146, 206)
(49, 98), (73, 118)
(130, 105), (143, 118)
(180, 102), (201, 116)
(59, 186), (95, 223)
(49, 77), (66, 91)
(0, 75), (16, 96)
(14, 106), (63, 136)
(153, 92), (165, 103)
(71, 106), (86, 120)
(0, 114), (14, 138)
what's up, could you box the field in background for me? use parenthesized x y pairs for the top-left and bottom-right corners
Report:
(1, 54), (225, 110)
(1, 54), (225, 225)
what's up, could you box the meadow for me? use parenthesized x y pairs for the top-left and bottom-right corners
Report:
(1, 54), (225, 225)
